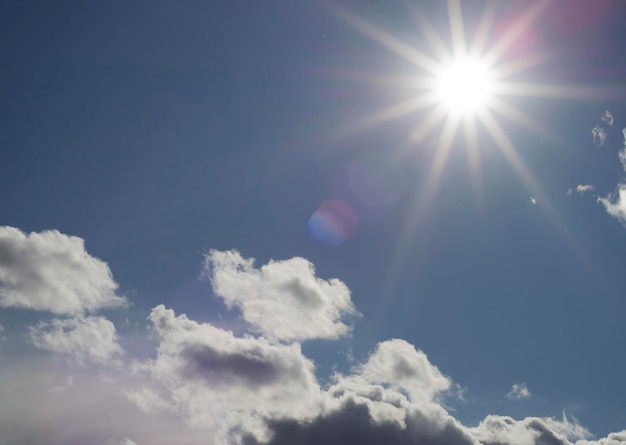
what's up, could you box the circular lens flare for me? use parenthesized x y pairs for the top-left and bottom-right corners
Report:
(436, 58), (492, 113)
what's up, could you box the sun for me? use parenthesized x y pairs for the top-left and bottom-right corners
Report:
(435, 57), (493, 114)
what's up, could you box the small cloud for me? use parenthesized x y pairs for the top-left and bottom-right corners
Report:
(0, 323), (3, 333)
(507, 382), (531, 400)
(566, 188), (573, 196)
(601, 110), (614, 126)
(29, 316), (123, 365)
(598, 185), (626, 226)
(106, 439), (138, 445)
(576, 184), (595, 194)
(592, 125), (607, 146)
(530, 196), (537, 205)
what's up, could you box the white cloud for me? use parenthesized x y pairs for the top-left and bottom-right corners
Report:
(204, 249), (359, 342)
(601, 110), (614, 126)
(507, 382), (531, 400)
(2, 243), (626, 445)
(545, 412), (593, 442)
(576, 184), (596, 194)
(340, 339), (451, 403)
(598, 185), (626, 226)
(592, 125), (607, 147)
(0, 226), (127, 314)
(530, 196), (537, 205)
(578, 431), (626, 445)
(134, 304), (322, 444)
(29, 315), (123, 365)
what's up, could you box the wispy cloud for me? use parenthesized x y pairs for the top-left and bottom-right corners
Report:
(599, 129), (626, 227)
(601, 110), (614, 126)
(530, 196), (537, 205)
(592, 125), (607, 147)
(506, 382), (531, 400)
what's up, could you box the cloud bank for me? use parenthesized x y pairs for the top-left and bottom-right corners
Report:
(1, 231), (624, 445)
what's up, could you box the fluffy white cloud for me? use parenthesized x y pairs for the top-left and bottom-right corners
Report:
(134, 304), (321, 444)
(29, 315), (123, 365)
(598, 185), (626, 226)
(339, 339), (451, 403)
(507, 382), (531, 400)
(203, 249), (359, 342)
(0, 226), (127, 314)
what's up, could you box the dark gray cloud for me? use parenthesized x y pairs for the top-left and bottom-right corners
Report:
(244, 400), (476, 445)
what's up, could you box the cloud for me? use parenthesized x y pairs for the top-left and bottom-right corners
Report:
(576, 185), (595, 194)
(530, 196), (537, 205)
(133, 304), (321, 444)
(339, 339), (451, 403)
(106, 439), (138, 445)
(578, 431), (626, 445)
(29, 315), (123, 365)
(507, 382), (531, 400)
(2, 241), (626, 445)
(598, 185), (626, 226)
(203, 249), (359, 342)
(0, 226), (127, 314)
(0, 323), (3, 333)
(592, 126), (607, 147)
(601, 111), (614, 126)
(597, 129), (626, 227)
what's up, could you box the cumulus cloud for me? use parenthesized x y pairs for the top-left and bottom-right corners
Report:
(340, 339), (451, 403)
(133, 304), (321, 444)
(578, 431), (626, 445)
(0, 226), (127, 314)
(3, 241), (626, 445)
(203, 249), (359, 342)
(507, 382), (531, 400)
(29, 315), (123, 365)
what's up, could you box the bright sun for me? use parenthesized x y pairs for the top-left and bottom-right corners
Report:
(436, 57), (493, 114)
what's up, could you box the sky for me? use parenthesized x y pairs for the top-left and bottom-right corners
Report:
(1, 1), (626, 444)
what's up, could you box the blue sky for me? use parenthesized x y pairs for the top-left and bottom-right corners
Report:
(1, 1), (626, 444)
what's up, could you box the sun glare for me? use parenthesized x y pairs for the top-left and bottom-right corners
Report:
(327, 0), (604, 292)
(436, 57), (493, 114)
